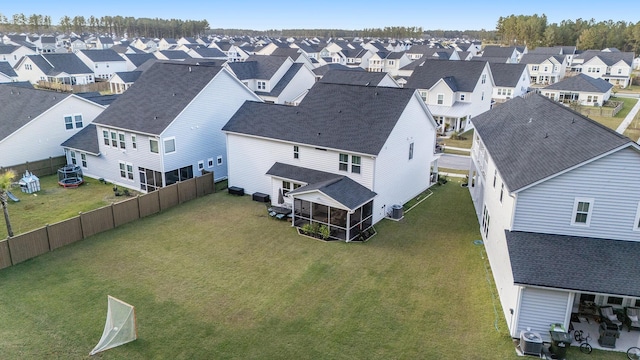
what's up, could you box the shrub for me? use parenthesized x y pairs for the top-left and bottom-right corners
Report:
(318, 225), (330, 240)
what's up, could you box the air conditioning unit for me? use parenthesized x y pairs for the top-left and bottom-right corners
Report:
(520, 330), (543, 356)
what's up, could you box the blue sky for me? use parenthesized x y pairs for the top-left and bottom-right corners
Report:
(1, 0), (638, 31)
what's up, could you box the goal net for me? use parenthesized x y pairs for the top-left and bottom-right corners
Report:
(89, 296), (137, 356)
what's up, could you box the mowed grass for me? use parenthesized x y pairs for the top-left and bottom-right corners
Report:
(0, 175), (132, 237)
(0, 183), (521, 359)
(438, 129), (474, 149)
(586, 96), (638, 131)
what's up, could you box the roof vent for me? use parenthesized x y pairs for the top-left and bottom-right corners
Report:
(572, 118), (575, 124)
(188, 66), (192, 72)
(544, 133), (548, 139)
(154, 116), (158, 120)
(528, 118), (532, 123)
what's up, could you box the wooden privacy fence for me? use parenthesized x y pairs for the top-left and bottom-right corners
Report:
(0, 173), (214, 269)
(1, 156), (67, 177)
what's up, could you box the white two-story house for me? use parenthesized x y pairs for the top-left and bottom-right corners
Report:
(469, 93), (640, 347)
(222, 82), (439, 240)
(571, 50), (635, 88)
(520, 54), (567, 86)
(405, 59), (495, 132)
(61, 62), (261, 192)
(77, 49), (128, 80)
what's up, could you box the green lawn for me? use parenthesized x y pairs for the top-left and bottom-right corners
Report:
(1, 175), (133, 238)
(586, 96), (638, 131)
(0, 183), (518, 359)
(0, 181), (623, 359)
(624, 111), (640, 142)
(438, 129), (474, 149)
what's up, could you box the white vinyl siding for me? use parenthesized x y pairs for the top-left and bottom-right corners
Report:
(513, 147), (640, 241)
(516, 288), (571, 343)
(3, 96), (103, 167)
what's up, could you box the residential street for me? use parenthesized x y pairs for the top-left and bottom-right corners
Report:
(438, 153), (471, 171)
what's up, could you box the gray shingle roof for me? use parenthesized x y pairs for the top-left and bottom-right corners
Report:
(0, 44), (18, 55)
(472, 93), (632, 192)
(61, 123), (100, 154)
(191, 47), (226, 58)
(319, 69), (388, 86)
(576, 50), (634, 66)
(267, 162), (376, 210)
(75, 92), (120, 107)
(123, 53), (156, 67)
(0, 61), (17, 77)
(29, 53), (93, 75)
(312, 63), (362, 76)
(113, 71), (142, 83)
(93, 62), (224, 135)
(227, 55), (288, 80)
(158, 50), (191, 60)
(270, 47), (300, 59)
(506, 231), (640, 297)
(404, 59), (487, 92)
(489, 63), (527, 87)
(79, 49), (125, 62)
(481, 46), (517, 58)
(223, 83), (416, 155)
(0, 86), (69, 140)
(519, 54), (564, 65)
(266, 63), (304, 97)
(544, 73), (613, 93)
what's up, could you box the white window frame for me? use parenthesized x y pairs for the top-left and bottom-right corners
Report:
(571, 197), (594, 226)
(208, 158), (214, 167)
(216, 156), (223, 165)
(163, 137), (176, 154)
(149, 139), (159, 154)
(481, 205), (490, 238)
(634, 202), (640, 231)
(257, 81), (266, 90)
(80, 153), (87, 168)
(131, 134), (137, 150)
(119, 161), (134, 181)
(459, 93), (465, 101)
(437, 93), (444, 105)
(103, 130), (110, 146)
(351, 155), (361, 174)
(198, 160), (204, 171)
(118, 132), (126, 149)
(110, 131), (118, 147)
(481, 74), (486, 84)
(64, 115), (74, 130)
(74, 114), (83, 128)
(70, 150), (77, 165)
(293, 145), (299, 159)
(408, 142), (414, 160)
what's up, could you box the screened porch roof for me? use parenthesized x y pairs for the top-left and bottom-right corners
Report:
(506, 231), (640, 297)
(266, 162), (376, 210)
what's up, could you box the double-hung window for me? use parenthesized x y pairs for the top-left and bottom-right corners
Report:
(351, 156), (361, 174)
(572, 198), (594, 226)
(408, 143), (414, 160)
(339, 153), (349, 171)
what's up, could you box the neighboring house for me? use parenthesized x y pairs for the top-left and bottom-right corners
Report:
(383, 52), (412, 76)
(14, 53), (95, 85)
(222, 82), (439, 240)
(210, 41), (250, 62)
(489, 63), (530, 104)
(158, 38), (178, 51)
(571, 50), (634, 88)
(541, 73), (613, 107)
(108, 71), (142, 94)
(405, 59), (495, 132)
(468, 92), (640, 346)
(154, 50), (191, 61)
(61, 62), (262, 191)
(77, 49), (128, 80)
(0, 61), (19, 82)
(186, 47), (227, 60)
(520, 54), (567, 86)
(0, 84), (105, 167)
(319, 69), (399, 87)
(33, 36), (57, 53)
(132, 38), (158, 52)
(528, 45), (576, 65)
(226, 55), (315, 104)
(481, 45), (526, 63)
(96, 37), (114, 49)
(312, 63), (363, 81)
(69, 37), (88, 52)
(0, 44), (37, 67)
(120, 53), (157, 71)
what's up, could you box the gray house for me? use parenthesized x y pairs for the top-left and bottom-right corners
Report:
(542, 73), (613, 106)
(469, 93), (640, 348)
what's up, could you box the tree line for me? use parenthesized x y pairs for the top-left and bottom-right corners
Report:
(0, 13), (209, 38)
(497, 14), (640, 53)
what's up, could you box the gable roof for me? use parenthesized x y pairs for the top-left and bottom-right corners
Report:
(61, 123), (100, 155)
(312, 63), (363, 76)
(223, 83), (419, 155)
(267, 162), (376, 210)
(191, 47), (226, 58)
(575, 50), (634, 66)
(481, 46), (517, 58)
(113, 71), (143, 83)
(472, 93), (633, 192)
(79, 49), (125, 62)
(227, 55), (289, 80)
(544, 73), (613, 93)
(0, 44), (19, 55)
(270, 47), (300, 59)
(158, 50), (191, 60)
(0, 86), (69, 140)
(519, 54), (564, 65)
(506, 231), (640, 297)
(489, 63), (527, 87)
(0, 61), (17, 77)
(122, 53), (156, 67)
(319, 69), (389, 86)
(404, 59), (487, 92)
(92, 62), (225, 135)
(27, 53), (93, 75)
(263, 63), (305, 97)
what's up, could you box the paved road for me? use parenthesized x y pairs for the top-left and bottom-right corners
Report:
(438, 153), (471, 171)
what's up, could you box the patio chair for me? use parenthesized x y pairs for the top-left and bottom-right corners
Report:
(624, 307), (640, 332)
(599, 306), (623, 329)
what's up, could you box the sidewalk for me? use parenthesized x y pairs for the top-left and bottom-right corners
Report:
(615, 95), (640, 140)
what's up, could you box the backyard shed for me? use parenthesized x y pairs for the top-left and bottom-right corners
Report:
(19, 170), (40, 193)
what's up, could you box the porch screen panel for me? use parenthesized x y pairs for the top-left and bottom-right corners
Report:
(312, 203), (328, 223)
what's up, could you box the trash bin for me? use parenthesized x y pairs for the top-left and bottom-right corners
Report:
(549, 323), (571, 359)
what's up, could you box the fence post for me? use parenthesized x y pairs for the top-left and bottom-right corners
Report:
(45, 224), (52, 251)
(79, 211), (86, 239)
(5, 236), (13, 266)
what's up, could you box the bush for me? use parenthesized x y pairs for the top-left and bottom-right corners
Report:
(318, 225), (330, 240)
(450, 131), (467, 140)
